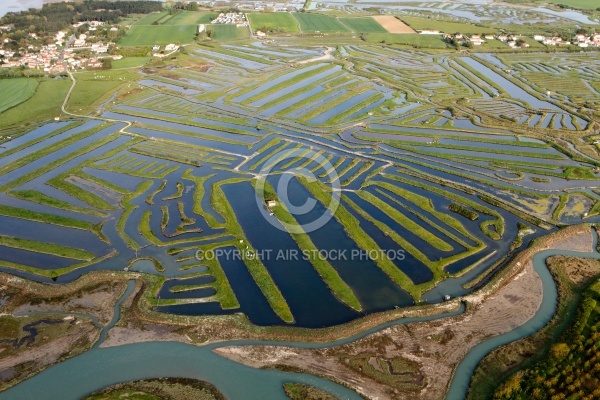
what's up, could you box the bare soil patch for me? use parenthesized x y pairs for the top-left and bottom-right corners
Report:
(373, 16), (416, 34)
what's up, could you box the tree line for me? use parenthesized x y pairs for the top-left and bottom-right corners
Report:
(1, 1), (163, 34)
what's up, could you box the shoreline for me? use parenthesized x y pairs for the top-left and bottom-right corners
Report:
(213, 224), (593, 399)
(0, 225), (595, 398)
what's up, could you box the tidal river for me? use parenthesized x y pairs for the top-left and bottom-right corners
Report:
(4, 230), (596, 400)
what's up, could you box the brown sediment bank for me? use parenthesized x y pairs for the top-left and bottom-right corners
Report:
(0, 272), (134, 392)
(0, 225), (594, 398)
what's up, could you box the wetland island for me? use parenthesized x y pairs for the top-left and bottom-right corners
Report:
(0, 0), (600, 399)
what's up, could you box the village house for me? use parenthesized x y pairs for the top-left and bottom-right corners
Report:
(469, 35), (484, 46)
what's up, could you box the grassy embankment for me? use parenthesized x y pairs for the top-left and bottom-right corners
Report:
(182, 169), (224, 228)
(299, 177), (421, 300)
(381, 173), (505, 240)
(255, 178), (362, 311)
(117, 180), (154, 250)
(163, 182), (184, 200)
(208, 179), (294, 322)
(0, 236), (94, 261)
(1, 126), (120, 218)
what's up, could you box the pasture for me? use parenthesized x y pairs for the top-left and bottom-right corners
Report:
(0, 79), (38, 114)
(120, 25), (198, 45)
(208, 24), (250, 40)
(247, 12), (299, 33)
(0, 78), (69, 128)
(120, 11), (214, 46)
(544, 0), (599, 9)
(292, 13), (349, 33)
(400, 16), (498, 34)
(364, 33), (447, 48)
(340, 17), (388, 33)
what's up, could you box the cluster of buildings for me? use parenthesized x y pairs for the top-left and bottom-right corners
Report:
(534, 33), (600, 48)
(236, 3), (297, 12)
(443, 33), (531, 48)
(211, 12), (247, 25)
(152, 43), (180, 57)
(441, 31), (600, 49)
(0, 20), (123, 72)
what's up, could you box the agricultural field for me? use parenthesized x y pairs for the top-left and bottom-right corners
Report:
(208, 24), (251, 40)
(0, 79), (38, 114)
(543, 0), (600, 9)
(340, 17), (388, 33)
(292, 13), (350, 33)
(119, 11), (214, 46)
(246, 12), (300, 33)
(400, 16), (498, 35)
(0, 78), (70, 129)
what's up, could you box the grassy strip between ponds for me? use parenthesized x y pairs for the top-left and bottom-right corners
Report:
(146, 180), (167, 205)
(181, 169), (223, 228)
(299, 177), (421, 300)
(0, 120), (85, 161)
(0, 123), (114, 191)
(163, 182), (184, 200)
(0, 235), (94, 261)
(255, 178), (362, 312)
(373, 187), (477, 251)
(367, 180), (479, 243)
(243, 64), (334, 105)
(186, 241), (239, 309)
(47, 171), (116, 211)
(357, 190), (454, 252)
(0, 204), (92, 231)
(381, 173), (505, 240)
(553, 193), (569, 220)
(117, 180), (154, 250)
(0, 250), (116, 278)
(73, 170), (129, 195)
(9, 190), (107, 217)
(210, 179), (294, 323)
(1, 132), (120, 200)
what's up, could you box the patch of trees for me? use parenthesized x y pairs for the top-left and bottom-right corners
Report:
(494, 280), (600, 399)
(171, 2), (202, 12)
(0, 67), (46, 78)
(1, 1), (162, 34)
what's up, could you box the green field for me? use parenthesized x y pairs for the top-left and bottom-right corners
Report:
(0, 78), (70, 128)
(208, 24), (250, 40)
(135, 11), (170, 25)
(544, 0), (599, 9)
(111, 57), (152, 69)
(68, 70), (134, 114)
(120, 25), (198, 45)
(247, 12), (299, 33)
(292, 13), (349, 33)
(400, 16), (497, 35)
(364, 33), (448, 48)
(483, 39), (509, 49)
(339, 17), (387, 33)
(159, 11), (215, 25)
(120, 11), (214, 46)
(0, 79), (39, 114)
